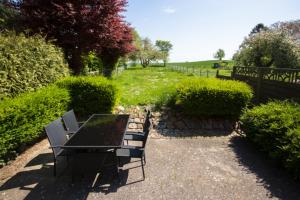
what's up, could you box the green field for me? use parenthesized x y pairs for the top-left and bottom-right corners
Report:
(168, 60), (235, 69)
(113, 67), (189, 106)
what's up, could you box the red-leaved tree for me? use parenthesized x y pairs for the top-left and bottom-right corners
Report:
(20, 0), (134, 76)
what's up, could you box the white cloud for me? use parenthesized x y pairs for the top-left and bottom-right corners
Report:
(163, 7), (176, 14)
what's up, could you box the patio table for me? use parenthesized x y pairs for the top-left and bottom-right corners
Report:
(60, 114), (130, 176)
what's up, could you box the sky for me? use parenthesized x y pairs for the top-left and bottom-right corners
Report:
(124, 0), (300, 62)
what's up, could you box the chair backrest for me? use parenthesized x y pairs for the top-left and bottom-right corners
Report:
(142, 117), (152, 148)
(45, 118), (67, 157)
(62, 109), (80, 133)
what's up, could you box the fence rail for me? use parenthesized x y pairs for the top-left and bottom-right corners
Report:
(217, 66), (300, 103)
(166, 65), (231, 77)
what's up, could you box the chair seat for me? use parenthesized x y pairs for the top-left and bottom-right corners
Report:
(116, 148), (144, 158)
(125, 131), (145, 135)
(124, 134), (144, 141)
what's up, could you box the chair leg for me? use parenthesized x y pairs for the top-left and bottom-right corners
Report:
(141, 158), (145, 180)
(53, 158), (56, 176)
(143, 153), (146, 165)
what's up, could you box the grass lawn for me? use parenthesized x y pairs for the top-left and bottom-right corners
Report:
(113, 67), (189, 106)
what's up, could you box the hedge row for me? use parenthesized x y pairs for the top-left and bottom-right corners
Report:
(0, 32), (69, 99)
(240, 101), (300, 179)
(56, 76), (119, 117)
(176, 78), (253, 117)
(0, 76), (118, 163)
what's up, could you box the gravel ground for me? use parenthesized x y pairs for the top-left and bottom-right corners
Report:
(0, 134), (300, 200)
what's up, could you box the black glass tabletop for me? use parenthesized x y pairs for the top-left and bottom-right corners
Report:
(64, 114), (129, 148)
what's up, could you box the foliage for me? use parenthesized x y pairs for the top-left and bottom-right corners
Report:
(0, 32), (69, 99)
(249, 23), (269, 36)
(155, 40), (173, 66)
(0, 85), (71, 163)
(137, 38), (162, 68)
(176, 78), (253, 117)
(114, 66), (188, 106)
(56, 76), (119, 117)
(0, 2), (21, 31)
(240, 101), (300, 178)
(272, 20), (300, 42)
(214, 49), (225, 61)
(20, 0), (134, 76)
(82, 52), (103, 74)
(234, 30), (300, 68)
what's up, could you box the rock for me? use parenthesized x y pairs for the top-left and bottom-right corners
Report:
(128, 123), (137, 129)
(134, 118), (141, 123)
(137, 124), (143, 129)
(117, 105), (125, 112)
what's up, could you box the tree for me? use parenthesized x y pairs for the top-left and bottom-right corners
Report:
(20, 0), (134, 77)
(214, 49), (225, 61)
(155, 40), (172, 66)
(128, 29), (142, 66)
(0, 1), (22, 32)
(233, 30), (300, 68)
(272, 20), (300, 42)
(249, 23), (269, 36)
(138, 38), (162, 68)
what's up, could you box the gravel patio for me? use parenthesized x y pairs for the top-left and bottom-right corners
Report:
(1, 131), (300, 200)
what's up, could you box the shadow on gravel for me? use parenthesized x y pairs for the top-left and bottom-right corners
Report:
(229, 136), (300, 200)
(0, 153), (140, 199)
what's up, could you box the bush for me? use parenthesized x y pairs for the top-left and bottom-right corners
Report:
(56, 76), (119, 117)
(0, 32), (69, 99)
(0, 85), (70, 163)
(176, 78), (253, 117)
(240, 101), (300, 178)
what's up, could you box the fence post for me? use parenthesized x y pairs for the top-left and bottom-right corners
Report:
(231, 66), (236, 79)
(257, 68), (263, 102)
(206, 70), (209, 78)
(216, 70), (219, 78)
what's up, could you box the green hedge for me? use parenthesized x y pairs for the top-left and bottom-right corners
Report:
(240, 101), (300, 178)
(0, 76), (118, 163)
(176, 78), (253, 117)
(0, 32), (69, 99)
(0, 85), (70, 163)
(56, 76), (119, 117)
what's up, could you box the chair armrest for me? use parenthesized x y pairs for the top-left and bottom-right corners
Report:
(124, 134), (144, 141)
(78, 121), (85, 126)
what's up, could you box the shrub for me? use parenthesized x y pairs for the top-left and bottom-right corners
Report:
(176, 78), (253, 117)
(56, 76), (119, 117)
(0, 32), (69, 99)
(240, 101), (300, 178)
(0, 85), (70, 163)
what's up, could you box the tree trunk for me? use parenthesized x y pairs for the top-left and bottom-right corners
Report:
(69, 49), (83, 75)
(102, 54), (119, 78)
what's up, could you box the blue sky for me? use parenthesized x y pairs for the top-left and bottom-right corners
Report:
(125, 0), (300, 62)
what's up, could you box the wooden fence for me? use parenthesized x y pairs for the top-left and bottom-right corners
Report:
(217, 66), (300, 103)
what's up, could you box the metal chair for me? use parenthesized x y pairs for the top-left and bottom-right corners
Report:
(62, 109), (84, 135)
(45, 118), (71, 176)
(126, 109), (151, 136)
(116, 120), (152, 180)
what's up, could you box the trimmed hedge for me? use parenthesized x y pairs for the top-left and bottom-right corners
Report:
(56, 76), (119, 117)
(0, 85), (70, 163)
(0, 32), (69, 99)
(240, 101), (300, 178)
(0, 76), (118, 163)
(176, 78), (253, 117)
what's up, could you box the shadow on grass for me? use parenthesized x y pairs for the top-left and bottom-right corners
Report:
(229, 136), (300, 200)
(0, 152), (143, 199)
